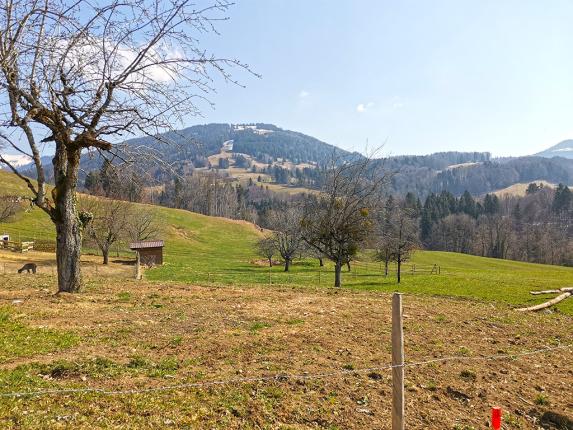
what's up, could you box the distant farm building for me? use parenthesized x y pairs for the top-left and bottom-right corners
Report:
(129, 240), (164, 266)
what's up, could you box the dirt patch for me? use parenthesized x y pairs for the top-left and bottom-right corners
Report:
(250, 259), (282, 267)
(0, 250), (134, 279)
(171, 225), (195, 241)
(0, 278), (571, 429)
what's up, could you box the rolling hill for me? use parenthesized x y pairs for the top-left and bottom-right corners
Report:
(0, 170), (263, 274)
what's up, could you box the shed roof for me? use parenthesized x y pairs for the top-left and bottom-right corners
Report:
(129, 240), (164, 250)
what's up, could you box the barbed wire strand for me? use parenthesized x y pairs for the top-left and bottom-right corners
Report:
(0, 344), (570, 399)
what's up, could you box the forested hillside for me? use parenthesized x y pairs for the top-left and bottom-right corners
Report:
(16, 123), (573, 199)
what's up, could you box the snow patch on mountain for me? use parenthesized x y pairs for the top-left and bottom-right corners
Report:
(233, 124), (274, 136)
(0, 154), (32, 168)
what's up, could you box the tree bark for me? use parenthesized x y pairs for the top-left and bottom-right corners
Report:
(284, 258), (291, 272)
(55, 196), (83, 293)
(384, 259), (389, 277)
(397, 254), (401, 284)
(318, 257), (324, 267)
(346, 261), (351, 272)
(53, 147), (83, 293)
(268, 258), (273, 267)
(334, 261), (342, 288)
(102, 247), (109, 265)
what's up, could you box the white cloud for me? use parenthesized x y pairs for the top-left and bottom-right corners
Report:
(298, 90), (310, 98)
(356, 101), (374, 113)
(390, 96), (405, 110)
(59, 37), (182, 86)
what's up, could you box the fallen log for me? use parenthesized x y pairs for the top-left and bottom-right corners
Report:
(530, 287), (573, 295)
(517, 291), (572, 312)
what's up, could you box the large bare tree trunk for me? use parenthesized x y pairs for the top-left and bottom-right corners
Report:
(334, 261), (342, 288)
(55, 213), (82, 293)
(102, 248), (110, 265)
(53, 148), (83, 293)
(284, 258), (291, 272)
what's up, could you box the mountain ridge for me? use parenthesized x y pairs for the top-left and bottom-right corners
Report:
(535, 139), (573, 159)
(5, 123), (573, 197)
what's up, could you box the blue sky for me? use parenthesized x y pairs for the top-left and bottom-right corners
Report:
(195, 0), (573, 157)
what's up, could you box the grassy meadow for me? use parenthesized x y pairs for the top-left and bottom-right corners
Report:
(1, 169), (573, 314)
(0, 170), (572, 428)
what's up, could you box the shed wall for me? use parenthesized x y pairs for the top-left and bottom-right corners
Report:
(138, 247), (163, 266)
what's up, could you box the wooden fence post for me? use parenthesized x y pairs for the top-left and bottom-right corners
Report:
(135, 252), (141, 280)
(392, 293), (405, 430)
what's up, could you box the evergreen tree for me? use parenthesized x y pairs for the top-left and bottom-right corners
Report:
(459, 190), (477, 218)
(483, 194), (500, 215)
(552, 183), (572, 213)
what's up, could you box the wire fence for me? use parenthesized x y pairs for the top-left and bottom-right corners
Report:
(0, 250), (442, 287)
(0, 343), (569, 398)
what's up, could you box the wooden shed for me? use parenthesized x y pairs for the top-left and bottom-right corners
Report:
(129, 240), (164, 266)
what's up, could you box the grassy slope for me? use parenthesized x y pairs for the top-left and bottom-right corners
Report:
(1, 169), (572, 314)
(0, 169), (263, 261)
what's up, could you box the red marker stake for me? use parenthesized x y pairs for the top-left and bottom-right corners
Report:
(492, 406), (502, 430)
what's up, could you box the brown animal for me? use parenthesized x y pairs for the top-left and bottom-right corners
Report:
(18, 263), (37, 274)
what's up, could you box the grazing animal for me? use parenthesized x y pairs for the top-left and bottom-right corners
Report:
(18, 263), (37, 274)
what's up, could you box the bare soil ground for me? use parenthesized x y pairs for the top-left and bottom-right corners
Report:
(0, 268), (571, 429)
(0, 250), (134, 279)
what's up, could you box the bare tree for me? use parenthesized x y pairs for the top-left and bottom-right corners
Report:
(0, 197), (21, 223)
(374, 196), (396, 277)
(302, 154), (386, 287)
(0, 0), (253, 292)
(267, 206), (304, 272)
(256, 237), (275, 267)
(389, 203), (418, 284)
(375, 197), (418, 283)
(82, 198), (131, 265)
(127, 208), (159, 242)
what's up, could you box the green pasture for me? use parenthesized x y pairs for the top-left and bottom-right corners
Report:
(1, 169), (572, 314)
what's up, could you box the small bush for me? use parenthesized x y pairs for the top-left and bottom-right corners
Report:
(117, 292), (131, 302)
(459, 369), (476, 381)
(249, 321), (271, 332)
(457, 346), (471, 356)
(169, 335), (183, 347)
(127, 355), (149, 369)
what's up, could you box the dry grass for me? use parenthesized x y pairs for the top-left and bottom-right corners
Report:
(0, 250), (135, 279)
(0, 269), (571, 429)
(491, 181), (556, 197)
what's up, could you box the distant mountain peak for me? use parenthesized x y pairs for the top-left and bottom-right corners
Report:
(0, 153), (32, 168)
(536, 139), (573, 159)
